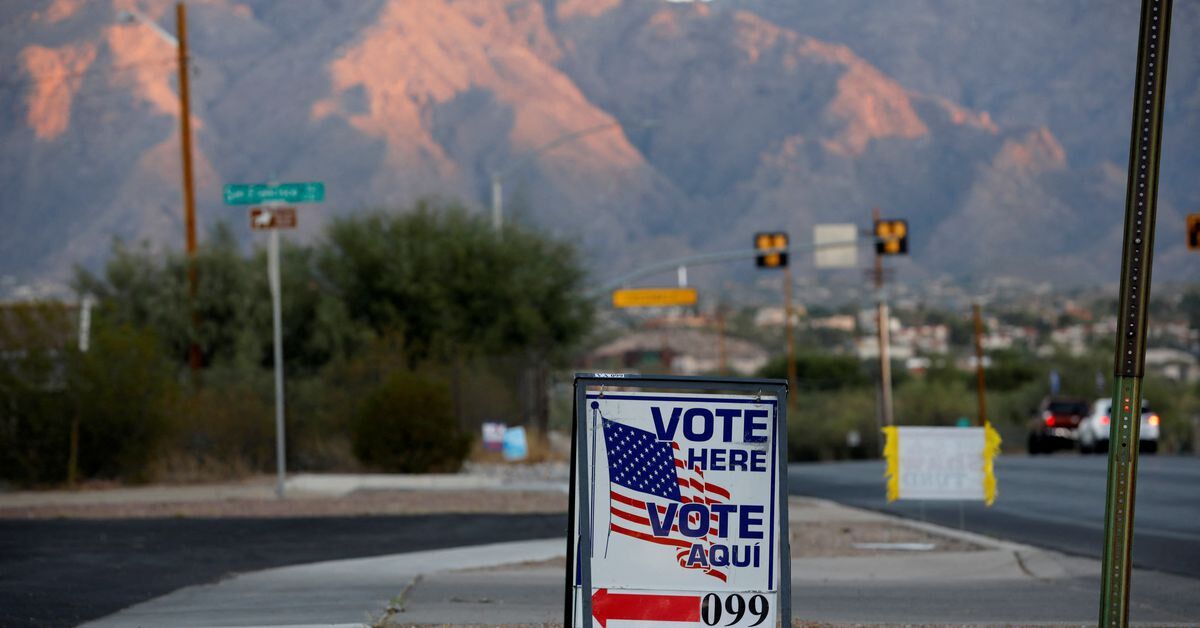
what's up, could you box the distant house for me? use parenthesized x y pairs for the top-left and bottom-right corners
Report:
(586, 328), (769, 376)
(1144, 348), (1199, 383)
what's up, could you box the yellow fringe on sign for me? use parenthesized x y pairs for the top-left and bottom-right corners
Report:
(881, 426), (899, 502)
(982, 422), (1002, 506)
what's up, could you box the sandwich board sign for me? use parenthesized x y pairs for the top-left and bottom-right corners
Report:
(567, 373), (791, 627)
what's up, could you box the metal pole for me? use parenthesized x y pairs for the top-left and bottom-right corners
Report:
(1100, 1), (1172, 624)
(176, 2), (201, 374)
(268, 224), (287, 498)
(973, 303), (987, 426)
(491, 173), (502, 232)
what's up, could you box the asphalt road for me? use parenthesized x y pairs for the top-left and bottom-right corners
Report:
(788, 454), (1200, 578)
(0, 513), (566, 628)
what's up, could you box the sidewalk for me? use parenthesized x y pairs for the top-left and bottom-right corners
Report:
(9, 471), (1198, 626)
(79, 490), (1200, 627)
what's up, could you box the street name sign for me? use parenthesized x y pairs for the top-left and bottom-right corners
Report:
(568, 373), (790, 627)
(224, 182), (324, 205)
(250, 207), (297, 230)
(612, 287), (698, 309)
(881, 425), (1001, 504)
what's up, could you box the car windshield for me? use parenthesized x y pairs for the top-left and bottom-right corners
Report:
(1049, 402), (1089, 415)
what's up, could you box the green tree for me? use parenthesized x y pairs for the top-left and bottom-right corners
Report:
(316, 201), (591, 364)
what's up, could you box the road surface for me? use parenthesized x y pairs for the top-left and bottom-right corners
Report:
(788, 454), (1200, 578)
(0, 513), (565, 628)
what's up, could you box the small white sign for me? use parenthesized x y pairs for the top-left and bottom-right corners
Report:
(883, 426), (1000, 502)
(813, 224), (858, 268)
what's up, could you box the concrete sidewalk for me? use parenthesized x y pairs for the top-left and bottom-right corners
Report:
(81, 495), (1200, 627)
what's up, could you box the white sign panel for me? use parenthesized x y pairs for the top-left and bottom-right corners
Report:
(813, 224), (858, 268)
(571, 389), (783, 627)
(891, 427), (986, 500)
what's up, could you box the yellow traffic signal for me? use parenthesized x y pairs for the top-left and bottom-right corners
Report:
(755, 232), (789, 268)
(1188, 213), (1200, 250)
(875, 219), (908, 255)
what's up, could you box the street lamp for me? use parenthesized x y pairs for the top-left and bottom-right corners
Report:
(119, 3), (202, 372)
(489, 120), (655, 232)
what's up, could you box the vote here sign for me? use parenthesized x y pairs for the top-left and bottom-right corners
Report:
(569, 380), (788, 628)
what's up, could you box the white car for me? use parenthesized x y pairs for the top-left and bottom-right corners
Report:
(1077, 397), (1159, 454)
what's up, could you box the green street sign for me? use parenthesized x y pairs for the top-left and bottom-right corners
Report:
(223, 182), (324, 205)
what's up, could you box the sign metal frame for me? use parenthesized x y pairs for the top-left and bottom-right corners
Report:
(566, 373), (791, 627)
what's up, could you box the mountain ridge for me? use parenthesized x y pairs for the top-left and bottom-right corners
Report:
(1, 0), (1196, 297)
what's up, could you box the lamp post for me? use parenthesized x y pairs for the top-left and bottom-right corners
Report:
(489, 120), (654, 232)
(119, 3), (201, 372)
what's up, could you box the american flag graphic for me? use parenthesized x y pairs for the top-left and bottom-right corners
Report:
(602, 418), (731, 582)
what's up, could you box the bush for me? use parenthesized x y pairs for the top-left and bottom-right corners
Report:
(351, 371), (470, 473)
(0, 323), (175, 486)
(70, 325), (176, 482)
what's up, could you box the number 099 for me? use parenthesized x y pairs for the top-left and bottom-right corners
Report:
(701, 593), (770, 627)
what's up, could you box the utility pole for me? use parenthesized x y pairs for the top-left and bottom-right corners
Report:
(873, 208), (894, 429)
(973, 303), (987, 426)
(1100, 0), (1173, 624)
(717, 302), (728, 376)
(176, 2), (201, 374)
(784, 266), (796, 393)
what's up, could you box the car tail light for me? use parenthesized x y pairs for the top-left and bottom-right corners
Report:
(1149, 414), (1160, 426)
(1045, 416), (1056, 427)
(1100, 415), (1110, 425)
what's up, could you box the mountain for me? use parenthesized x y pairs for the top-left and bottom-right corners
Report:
(1, 0), (1197, 298)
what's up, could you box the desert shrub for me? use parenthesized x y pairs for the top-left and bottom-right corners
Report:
(0, 359), (72, 486)
(69, 324), (176, 482)
(157, 370), (275, 480)
(786, 388), (878, 461)
(351, 370), (470, 473)
(0, 323), (175, 486)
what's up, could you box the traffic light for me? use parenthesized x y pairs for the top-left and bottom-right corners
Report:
(754, 232), (788, 268)
(1188, 213), (1200, 250)
(874, 219), (908, 255)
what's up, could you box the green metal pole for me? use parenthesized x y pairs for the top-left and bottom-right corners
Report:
(1100, 1), (1172, 625)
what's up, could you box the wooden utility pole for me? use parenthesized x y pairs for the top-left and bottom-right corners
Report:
(973, 303), (987, 426)
(717, 303), (728, 376)
(873, 208), (894, 428)
(176, 2), (201, 373)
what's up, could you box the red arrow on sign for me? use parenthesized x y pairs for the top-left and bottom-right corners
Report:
(591, 588), (700, 627)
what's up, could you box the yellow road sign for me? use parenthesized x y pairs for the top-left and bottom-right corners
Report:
(612, 287), (698, 308)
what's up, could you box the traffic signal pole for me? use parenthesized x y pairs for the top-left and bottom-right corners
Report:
(973, 303), (987, 427)
(1100, 0), (1172, 625)
(873, 208), (894, 429)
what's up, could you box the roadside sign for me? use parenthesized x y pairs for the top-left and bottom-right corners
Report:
(612, 287), (698, 308)
(568, 374), (790, 627)
(250, 207), (297, 230)
(881, 425), (1001, 504)
(1188, 213), (1199, 250)
(813, 224), (858, 268)
(224, 182), (324, 205)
